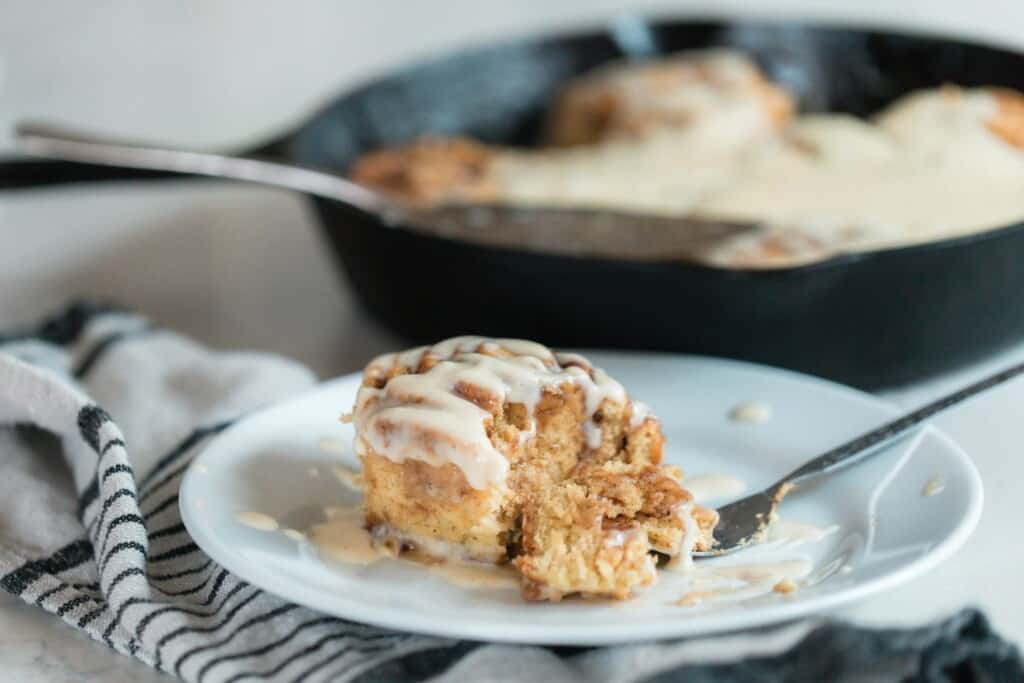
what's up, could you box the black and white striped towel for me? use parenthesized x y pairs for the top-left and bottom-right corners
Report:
(0, 303), (1019, 683)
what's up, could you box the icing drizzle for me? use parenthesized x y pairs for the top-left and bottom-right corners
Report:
(352, 337), (637, 489)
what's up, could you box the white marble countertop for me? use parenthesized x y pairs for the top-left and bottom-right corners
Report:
(3, 1), (1024, 680)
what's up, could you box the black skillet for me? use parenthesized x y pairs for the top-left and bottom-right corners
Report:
(5, 19), (1024, 389)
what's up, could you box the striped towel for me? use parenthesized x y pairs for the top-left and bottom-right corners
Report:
(0, 302), (1018, 683)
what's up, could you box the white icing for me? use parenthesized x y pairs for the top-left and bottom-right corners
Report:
(332, 464), (364, 491)
(311, 506), (382, 565)
(699, 89), (1024, 264)
(496, 51), (780, 216)
(353, 338), (635, 489)
(666, 501), (702, 573)
(484, 80), (1024, 266)
(234, 511), (278, 532)
(684, 474), (747, 503)
(556, 353), (628, 448)
(629, 401), (652, 429)
(922, 476), (945, 497)
(494, 123), (770, 217)
(728, 401), (772, 424)
(670, 558), (812, 607)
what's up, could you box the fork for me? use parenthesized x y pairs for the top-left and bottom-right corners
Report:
(698, 358), (1024, 557)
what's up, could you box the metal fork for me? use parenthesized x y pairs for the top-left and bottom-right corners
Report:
(698, 359), (1024, 556)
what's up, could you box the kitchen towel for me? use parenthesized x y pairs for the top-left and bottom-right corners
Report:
(0, 302), (1018, 683)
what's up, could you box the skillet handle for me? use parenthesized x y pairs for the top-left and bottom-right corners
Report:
(12, 120), (387, 214)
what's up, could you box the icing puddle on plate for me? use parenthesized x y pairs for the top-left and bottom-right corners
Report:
(234, 461), (843, 606)
(922, 476), (945, 497)
(683, 474), (748, 503)
(308, 504), (519, 590)
(234, 511), (279, 532)
(331, 464), (364, 492)
(728, 401), (772, 424)
(669, 560), (810, 607)
(627, 521), (835, 611)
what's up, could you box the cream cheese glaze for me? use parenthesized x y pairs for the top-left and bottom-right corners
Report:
(494, 87), (1024, 237)
(234, 511), (278, 532)
(684, 474), (748, 503)
(694, 88), (1024, 264)
(352, 337), (639, 490)
(484, 85), (1024, 266)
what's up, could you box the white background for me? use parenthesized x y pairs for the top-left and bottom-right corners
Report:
(3, 1), (1024, 153)
(2, 2), (1023, 680)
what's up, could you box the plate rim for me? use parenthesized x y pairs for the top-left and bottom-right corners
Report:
(180, 352), (984, 645)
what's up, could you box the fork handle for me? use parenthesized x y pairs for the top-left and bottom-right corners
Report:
(780, 358), (1024, 488)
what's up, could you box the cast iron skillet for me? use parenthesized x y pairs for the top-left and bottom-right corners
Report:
(6, 19), (1024, 388)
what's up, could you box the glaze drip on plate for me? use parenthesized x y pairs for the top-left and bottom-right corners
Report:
(353, 336), (632, 489)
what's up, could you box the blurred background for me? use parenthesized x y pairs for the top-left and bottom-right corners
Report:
(2, 1), (1022, 153)
(3, 4), (1024, 672)
(3, 0), (1024, 378)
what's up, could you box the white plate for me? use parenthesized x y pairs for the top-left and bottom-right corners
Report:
(180, 353), (982, 645)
